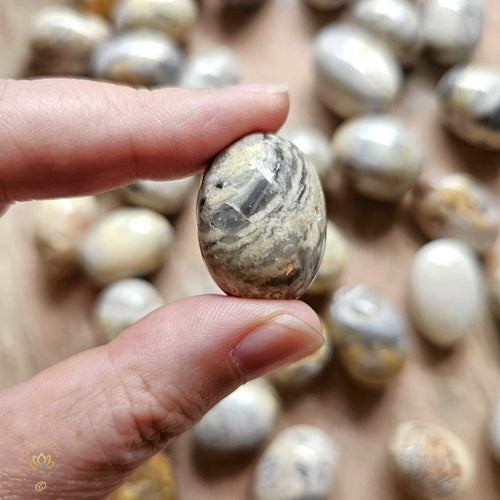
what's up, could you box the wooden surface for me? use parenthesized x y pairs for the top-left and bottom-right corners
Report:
(1, 0), (500, 498)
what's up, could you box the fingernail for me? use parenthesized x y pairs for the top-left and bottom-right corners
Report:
(231, 314), (324, 378)
(226, 83), (289, 94)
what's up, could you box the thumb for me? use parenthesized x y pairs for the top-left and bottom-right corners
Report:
(0, 295), (322, 499)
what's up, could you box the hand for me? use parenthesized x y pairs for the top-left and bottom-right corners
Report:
(0, 79), (323, 498)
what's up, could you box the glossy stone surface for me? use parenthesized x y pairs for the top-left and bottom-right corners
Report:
(121, 177), (197, 215)
(422, 0), (483, 65)
(180, 47), (240, 88)
(80, 208), (173, 285)
(110, 453), (176, 500)
(113, 0), (198, 43)
(304, 0), (348, 9)
(94, 278), (164, 342)
(437, 65), (500, 150)
(30, 6), (111, 76)
(327, 285), (408, 386)
(269, 320), (333, 390)
(331, 115), (424, 201)
(488, 395), (500, 463)
(34, 196), (100, 277)
(253, 425), (338, 500)
(351, 0), (422, 66)
(490, 267), (500, 321)
(390, 421), (474, 499)
(285, 128), (335, 184)
(314, 23), (402, 117)
(409, 239), (483, 347)
(307, 221), (348, 294)
(412, 174), (499, 253)
(91, 29), (182, 87)
(193, 379), (279, 454)
(197, 133), (326, 299)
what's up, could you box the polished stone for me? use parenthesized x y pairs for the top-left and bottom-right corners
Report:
(197, 133), (326, 299)
(437, 65), (500, 150)
(390, 421), (474, 499)
(253, 425), (338, 500)
(327, 285), (408, 386)
(412, 173), (499, 253)
(314, 24), (402, 117)
(331, 114), (424, 201)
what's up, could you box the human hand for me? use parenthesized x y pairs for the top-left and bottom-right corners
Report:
(0, 79), (323, 498)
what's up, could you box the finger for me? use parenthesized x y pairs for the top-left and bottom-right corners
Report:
(0, 295), (321, 498)
(0, 79), (289, 204)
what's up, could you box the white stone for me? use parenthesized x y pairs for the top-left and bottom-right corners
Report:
(192, 379), (279, 454)
(94, 278), (164, 342)
(409, 239), (484, 347)
(253, 425), (338, 500)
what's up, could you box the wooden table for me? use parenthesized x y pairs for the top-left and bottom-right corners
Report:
(1, 0), (499, 498)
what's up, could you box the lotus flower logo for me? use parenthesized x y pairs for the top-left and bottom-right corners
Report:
(29, 453), (55, 470)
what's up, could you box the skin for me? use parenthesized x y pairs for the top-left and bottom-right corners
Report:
(0, 78), (323, 499)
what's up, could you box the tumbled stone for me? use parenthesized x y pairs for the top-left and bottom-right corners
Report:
(121, 177), (196, 215)
(268, 320), (332, 390)
(488, 395), (500, 463)
(390, 421), (474, 499)
(93, 278), (164, 342)
(307, 221), (348, 294)
(80, 208), (173, 285)
(113, 0), (198, 43)
(253, 425), (338, 500)
(34, 196), (100, 277)
(490, 267), (500, 322)
(91, 29), (182, 87)
(285, 128), (335, 185)
(192, 379), (279, 454)
(327, 285), (408, 386)
(437, 65), (500, 150)
(314, 24), (402, 117)
(331, 114), (424, 201)
(422, 0), (483, 65)
(409, 239), (483, 347)
(304, 0), (349, 9)
(180, 47), (240, 88)
(351, 0), (422, 66)
(412, 174), (499, 254)
(30, 5), (111, 76)
(197, 133), (326, 299)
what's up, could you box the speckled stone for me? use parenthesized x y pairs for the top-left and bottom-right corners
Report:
(253, 425), (338, 500)
(113, 0), (198, 43)
(331, 114), (424, 201)
(180, 47), (240, 88)
(79, 208), (173, 285)
(351, 0), (422, 66)
(412, 174), (499, 254)
(489, 267), (500, 322)
(197, 133), (326, 300)
(390, 421), (474, 499)
(409, 239), (484, 347)
(90, 29), (182, 87)
(268, 320), (332, 390)
(34, 196), (100, 277)
(327, 285), (408, 387)
(314, 23), (402, 117)
(422, 0), (483, 65)
(488, 395), (500, 463)
(437, 65), (500, 150)
(121, 177), (197, 215)
(192, 379), (280, 454)
(30, 6), (111, 76)
(307, 221), (348, 294)
(304, 0), (349, 10)
(285, 128), (335, 184)
(93, 278), (164, 342)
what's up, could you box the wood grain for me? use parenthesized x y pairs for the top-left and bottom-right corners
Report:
(0, 0), (499, 498)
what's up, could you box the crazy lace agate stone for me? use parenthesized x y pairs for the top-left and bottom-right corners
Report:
(253, 425), (338, 500)
(197, 133), (326, 299)
(437, 65), (500, 151)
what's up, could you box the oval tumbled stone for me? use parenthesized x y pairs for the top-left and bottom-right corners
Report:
(197, 133), (327, 299)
